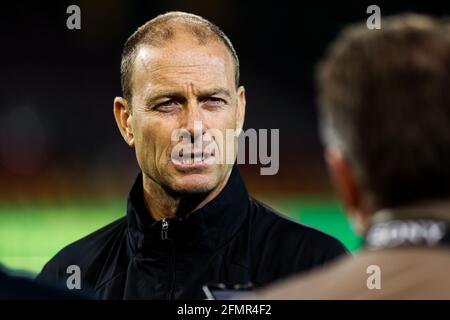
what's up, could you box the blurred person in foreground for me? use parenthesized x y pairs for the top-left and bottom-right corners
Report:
(36, 11), (346, 299)
(0, 264), (88, 300)
(253, 14), (450, 299)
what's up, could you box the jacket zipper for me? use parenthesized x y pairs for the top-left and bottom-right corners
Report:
(161, 218), (176, 299)
(161, 218), (169, 240)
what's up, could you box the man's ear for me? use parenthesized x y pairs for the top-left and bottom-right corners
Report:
(324, 147), (367, 232)
(236, 86), (246, 132)
(113, 97), (134, 147)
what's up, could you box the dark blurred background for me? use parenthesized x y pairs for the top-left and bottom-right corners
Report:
(1, 0), (449, 273)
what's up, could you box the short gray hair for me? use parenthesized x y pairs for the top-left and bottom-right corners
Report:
(120, 11), (240, 103)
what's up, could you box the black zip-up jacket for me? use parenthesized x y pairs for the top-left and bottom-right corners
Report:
(37, 167), (347, 299)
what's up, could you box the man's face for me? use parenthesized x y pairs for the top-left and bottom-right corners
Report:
(125, 34), (245, 194)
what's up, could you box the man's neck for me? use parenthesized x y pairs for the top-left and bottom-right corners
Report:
(142, 170), (233, 221)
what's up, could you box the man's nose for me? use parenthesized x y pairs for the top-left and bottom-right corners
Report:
(183, 100), (206, 139)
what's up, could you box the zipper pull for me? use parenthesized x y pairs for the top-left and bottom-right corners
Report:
(161, 218), (169, 240)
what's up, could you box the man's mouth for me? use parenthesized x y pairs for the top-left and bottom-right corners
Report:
(171, 148), (216, 169)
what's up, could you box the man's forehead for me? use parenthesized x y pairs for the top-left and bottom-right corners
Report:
(135, 45), (227, 66)
(132, 44), (234, 88)
(134, 42), (232, 72)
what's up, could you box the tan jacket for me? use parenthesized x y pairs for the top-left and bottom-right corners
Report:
(253, 247), (450, 299)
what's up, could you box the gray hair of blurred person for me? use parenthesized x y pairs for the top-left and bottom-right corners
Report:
(316, 14), (450, 211)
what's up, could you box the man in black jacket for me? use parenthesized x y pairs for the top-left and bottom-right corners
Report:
(37, 11), (347, 299)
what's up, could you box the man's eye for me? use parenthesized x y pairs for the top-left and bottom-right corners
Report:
(155, 100), (177, 111)
(203, 97), (225, 106)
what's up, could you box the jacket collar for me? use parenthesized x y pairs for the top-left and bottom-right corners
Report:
(126, 165), (250, 254)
